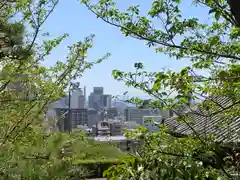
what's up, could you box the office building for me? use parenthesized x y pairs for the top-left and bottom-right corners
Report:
(88, 87), (112, 111)
(93, 87), (104, 95)
(106, 107), (118, 119)
(69, 88), (84, 109)
(84, 86), (87, 108)
(124, 107), (171, 125)
(45, 85), (88, 132)
(71, 109), (88, 128)
(87, 108), (101, 128)
(124, 107), (153, 125)
(88, 93), (103, 110)
(88, 93), (94, 109)
(103, 94), (112, 108)
(55, 108), (88, 131)
(78, 95), (85, 109)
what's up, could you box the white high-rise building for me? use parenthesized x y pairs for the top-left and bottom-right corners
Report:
(70, 88), (84, 109)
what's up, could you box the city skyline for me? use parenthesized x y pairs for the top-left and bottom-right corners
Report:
(40, 0), (206, 97)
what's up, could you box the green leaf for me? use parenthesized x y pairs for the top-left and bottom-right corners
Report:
(209, 8), (216, 14)
(215, 11), (221, 21)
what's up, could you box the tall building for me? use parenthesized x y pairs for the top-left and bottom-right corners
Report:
(88, 87), (105, 111)
(93, 87), (104, 95)
(88, 93), (94, 108)
(106, 107), (118, 119)
(103, 94), (112, 108)
(71, 109), (88, 128)
(56, 108), (88, 131)
(45, 87), (86, 132)
(84, 86), (87, 108)
(78, 95), (85, 109)
(89, 94), (103, 110)
(69, 88), (84, 109)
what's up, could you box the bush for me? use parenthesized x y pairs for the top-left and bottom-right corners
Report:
(73, 159), (121, 178)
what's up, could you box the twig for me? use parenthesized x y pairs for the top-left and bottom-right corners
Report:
(83, 2), (240, 61)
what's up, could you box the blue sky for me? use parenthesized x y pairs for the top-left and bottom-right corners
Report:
(41, 0), (208, 98)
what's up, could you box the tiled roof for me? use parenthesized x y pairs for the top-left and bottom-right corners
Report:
(164, 96), (240, 143)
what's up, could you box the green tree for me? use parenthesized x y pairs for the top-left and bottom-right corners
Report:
(81, 0), (240, 179)
(0, 0), (110, 179)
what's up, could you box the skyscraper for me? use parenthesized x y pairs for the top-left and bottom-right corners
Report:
(69, 88), (84, 109)
(78, 95), (85, 109)
(84, 86), (87, 107)
(93, 87), (104, 95)
(103, 94), (112, 108)
(88, 87), (104, 111)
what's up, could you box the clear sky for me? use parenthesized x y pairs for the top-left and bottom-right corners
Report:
(41, 0), (208, 98)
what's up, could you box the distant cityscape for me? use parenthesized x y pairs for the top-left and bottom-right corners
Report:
(44, 85), (175, 138)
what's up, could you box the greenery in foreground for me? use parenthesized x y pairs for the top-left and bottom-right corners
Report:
(0, 0), (116, 179)
(0, 0), (240, 179)
(81, 0), (240, 179)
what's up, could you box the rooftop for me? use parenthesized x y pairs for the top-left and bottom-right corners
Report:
(164, 96), (240, 143)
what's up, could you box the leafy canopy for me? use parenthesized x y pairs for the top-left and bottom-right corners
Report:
(0, 0), (111, 179)
(81, 0), (240, 179)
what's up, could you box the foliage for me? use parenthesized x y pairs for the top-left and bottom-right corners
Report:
(74, 159), (122, 179)
(0, 0), (110, 179)
(81, 0), (240, 179)
(0, 130), (90, 179)
(71, 138), (126, 160)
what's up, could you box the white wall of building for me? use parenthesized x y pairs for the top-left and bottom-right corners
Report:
(70, 88), (83, 109)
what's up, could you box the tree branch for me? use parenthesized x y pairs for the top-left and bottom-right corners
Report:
(83, 2), (240, 61)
